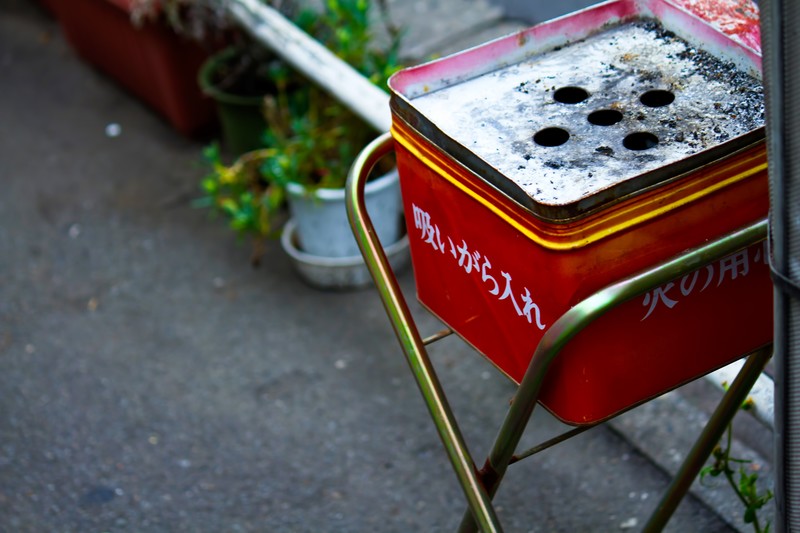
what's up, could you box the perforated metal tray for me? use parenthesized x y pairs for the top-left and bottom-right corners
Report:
(390, 12), (764, 221)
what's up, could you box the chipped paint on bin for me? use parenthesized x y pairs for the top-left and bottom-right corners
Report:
(668, 0), (761, 53)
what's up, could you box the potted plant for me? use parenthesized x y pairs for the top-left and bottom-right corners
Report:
(199, 0), (409, 288)
(194, 1), (314, 155)
(198, 45), (285, 155)
(118, 0), (307, 152)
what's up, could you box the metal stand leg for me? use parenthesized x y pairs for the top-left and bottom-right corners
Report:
(455, 221), (769, 533)
(642, 346), (773, 532)
(348, 134), (770, 533)
(347, 133), (502, 532)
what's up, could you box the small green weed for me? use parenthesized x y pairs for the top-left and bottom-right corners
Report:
(700, 397), (773, 533)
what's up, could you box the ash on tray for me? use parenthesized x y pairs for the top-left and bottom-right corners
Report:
(410, 21), (764, 207)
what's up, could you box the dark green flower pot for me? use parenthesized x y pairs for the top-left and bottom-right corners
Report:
(198, 47), (272, 156)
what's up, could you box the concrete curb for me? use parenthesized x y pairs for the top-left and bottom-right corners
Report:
(609, 383), (775, 532)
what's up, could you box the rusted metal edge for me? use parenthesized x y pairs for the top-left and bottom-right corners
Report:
(391, 104), (765, 224)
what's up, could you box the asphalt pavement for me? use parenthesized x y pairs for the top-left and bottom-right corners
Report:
(0, 1), (769, 531)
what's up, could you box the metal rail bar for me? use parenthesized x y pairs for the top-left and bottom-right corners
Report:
(423, 328), (455, 346)
(642, 346), (773, 532)
(346, 133), (502, 532)
(456, 218), (769, 532)
(705, 360), (775, 429)
(508, 425), (596, 465)
(348, 134), (770, 532)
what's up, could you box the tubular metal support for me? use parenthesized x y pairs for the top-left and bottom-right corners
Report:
(457, 220), (769, 532)
(642, 346), (773, 532)
(348, 134), (770, 533)
(346, 133), (502, 533)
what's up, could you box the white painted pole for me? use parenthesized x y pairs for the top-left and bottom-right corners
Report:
(227, 0), (392, 133)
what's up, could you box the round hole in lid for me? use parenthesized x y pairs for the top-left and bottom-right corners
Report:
(553, 86), (589, 104)
(533, 127), (570, 147)
(623, 131), (659, 150)
(640, 89), (675, 107)
(588, 109), (623, 126)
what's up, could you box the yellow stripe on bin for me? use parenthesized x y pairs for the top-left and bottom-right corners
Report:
(391, 121), (766, 251)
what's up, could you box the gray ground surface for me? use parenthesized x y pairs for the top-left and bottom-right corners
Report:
(0, 1), (759, 531)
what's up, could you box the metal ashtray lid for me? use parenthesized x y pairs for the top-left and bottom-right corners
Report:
(390, 1), (765, 222)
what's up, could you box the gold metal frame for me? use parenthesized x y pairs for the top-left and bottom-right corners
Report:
(346, 132), (772, 533)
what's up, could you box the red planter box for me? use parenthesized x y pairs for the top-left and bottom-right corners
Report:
(50, 0), (216, 137)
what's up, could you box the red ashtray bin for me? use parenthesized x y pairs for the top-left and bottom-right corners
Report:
(388, 0), (771, 424)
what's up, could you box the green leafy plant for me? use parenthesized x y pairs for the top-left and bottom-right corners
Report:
(199, 144), (285, 235)
(700, 396), (774, 533)
(307, 0), (403, 90)
(200, 0), (403, 247)
(258, 0), (403, 188)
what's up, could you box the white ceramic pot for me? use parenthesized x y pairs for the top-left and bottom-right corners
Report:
(285, 170), (403, 258)
(280, 220), (410, 290)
